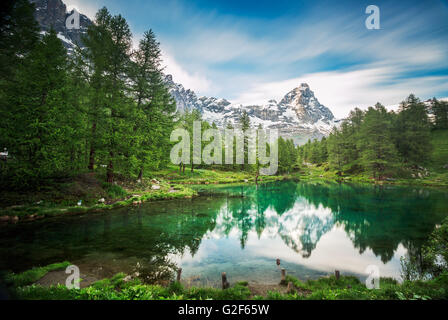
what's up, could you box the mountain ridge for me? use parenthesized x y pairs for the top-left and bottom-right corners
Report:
(165, 75), (340, 144)
(31, 0), (339, 145)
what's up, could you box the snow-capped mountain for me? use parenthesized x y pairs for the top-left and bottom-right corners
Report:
(166, 76), (339, 144)
(32, 0), (339, 144)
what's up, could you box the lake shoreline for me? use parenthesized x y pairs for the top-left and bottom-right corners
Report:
(0, 173), (292, 226)
(1, 169), (448, 226)
(4, 260), (447, 300)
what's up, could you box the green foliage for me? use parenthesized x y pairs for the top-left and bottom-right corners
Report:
(103, 183), (128, 199)
(299, 96), (436, 180)
(5, 261), (71, 287)
(431, 98), (448, 130)
(393, 95), (432, 165)
(401, 217), (448, 281)
(15, 273), (251, 300)
(277, 137), (298, 174)
(0, 4), (179, 189)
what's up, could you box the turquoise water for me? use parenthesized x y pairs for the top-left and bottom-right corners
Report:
(1, 181), (447, 287)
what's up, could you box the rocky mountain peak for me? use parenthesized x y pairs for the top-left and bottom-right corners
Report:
(32, 0), (339, 145)
(31, 0), (92, 51)
(279, 83), (334, 125)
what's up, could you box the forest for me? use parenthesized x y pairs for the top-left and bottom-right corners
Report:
(2, 1), (448, 193)
(299, 97), (448, 180)
(1, 0), (448, 303)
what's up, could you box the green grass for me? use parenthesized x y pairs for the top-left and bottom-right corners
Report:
(298, 129), (448, 187)
(430, 129), (448, 170)
(102, 183), (128, 199)
(1, 165), (291, 224)
(14, 272), (251, 300)
(263, 274), (448, 300)
(4, 261), (71, 287)
(146, 166), (255, 184)
(10, 269), (448, 300)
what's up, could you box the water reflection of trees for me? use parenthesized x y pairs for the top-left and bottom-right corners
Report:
(208, 181), (448, 263)
(299, 183), (447, 263)
(1, 182), (447, 281)
(210, 181), (334, 257)
(0, 198), (227, 281)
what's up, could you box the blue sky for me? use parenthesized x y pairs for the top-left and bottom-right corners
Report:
(65, 0), (448, 117)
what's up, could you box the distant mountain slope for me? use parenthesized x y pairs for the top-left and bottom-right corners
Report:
(32, 0), (340, 144)
(31, 0), (91, 51)
(166, 75), (340, 144)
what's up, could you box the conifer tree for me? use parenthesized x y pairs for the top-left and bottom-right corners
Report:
(358, 103), (398, 179)
(3, 29), (69, 185)
(131, 30), (175, 180)
(393, 94), (431, 165)
(432, 98), (448, 129)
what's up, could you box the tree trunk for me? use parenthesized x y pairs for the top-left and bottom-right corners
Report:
(137, 166), (143, 181)
(191, 163), (194, 173)
(182, 164), (185, 174)
(88, 122), (96, 171)
(106, 153), (114, 183)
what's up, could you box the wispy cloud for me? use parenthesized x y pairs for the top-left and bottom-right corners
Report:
(162, 49), (212, 92)
(62, 0), (448, 118)
(233, 65), (448, 118)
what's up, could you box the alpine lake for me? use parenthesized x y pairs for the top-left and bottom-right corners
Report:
(1, 180), (447, 288)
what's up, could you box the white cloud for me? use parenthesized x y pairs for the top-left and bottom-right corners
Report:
(233, 65), (448, 118)
(161, 49), (212, 93)
(60, 0), (448, 119)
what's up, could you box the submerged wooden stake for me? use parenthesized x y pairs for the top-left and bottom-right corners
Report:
(335, 270), (340, 280)
(276, 258), (281, 266)
(177, 268), (182, 282)
(281, 268), (286, 282)
(222, 272), (229, 289)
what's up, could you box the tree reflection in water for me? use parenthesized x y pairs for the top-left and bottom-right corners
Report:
(1, 181), (447, 284)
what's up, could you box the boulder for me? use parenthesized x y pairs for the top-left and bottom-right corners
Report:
(98, 198), (105, 203)
(151, 185), (161, 190)
(443, 164), (448, 169)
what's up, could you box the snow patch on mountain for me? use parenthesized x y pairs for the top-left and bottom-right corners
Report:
(165, 75), (340, 145)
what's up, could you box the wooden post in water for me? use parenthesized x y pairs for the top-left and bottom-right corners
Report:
(222, 272), (229, 289)
(335, 270), (340, 280)
(177, 268), (182, 282)
(276, 259), (281, 266)
(280, 268), (286, 285)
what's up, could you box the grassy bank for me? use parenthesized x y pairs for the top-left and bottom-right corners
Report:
(296, 129), (448, 187)
(0, 167), (289, 225)
(5, 264), (447, 300)
(0, 176), (197, 224)
(296, 164), (448, 187)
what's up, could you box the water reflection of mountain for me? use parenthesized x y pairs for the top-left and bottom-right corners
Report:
(204, 181), (335, 257)
(1, 181), (447, 281)
(202, 181), (448, 263)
